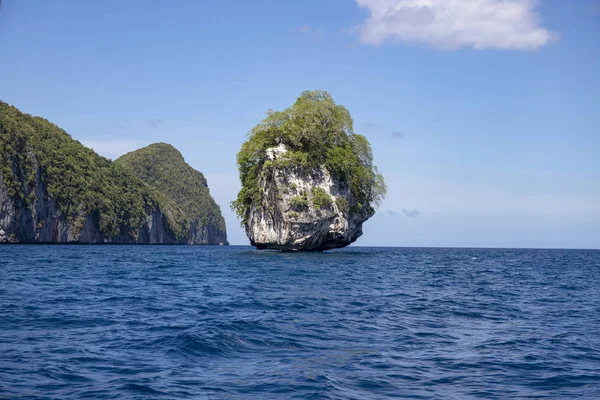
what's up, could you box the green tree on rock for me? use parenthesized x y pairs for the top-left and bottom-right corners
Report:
(232, 90), (387, 220)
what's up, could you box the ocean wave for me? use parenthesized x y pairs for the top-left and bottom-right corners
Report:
(1, 246), (599, 398)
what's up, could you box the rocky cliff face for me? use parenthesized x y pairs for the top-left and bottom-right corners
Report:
(0, 158), (228, 244)
(0, 100), (228, 245)
(245, 145), (374, 251)
(115, 143), (228, 246)
(0, 150), (213, 244)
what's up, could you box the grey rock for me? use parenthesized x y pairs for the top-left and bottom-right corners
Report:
(0, 153), (226, 245)
(245, 145), (374, 251)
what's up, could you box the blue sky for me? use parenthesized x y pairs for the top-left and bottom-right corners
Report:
(0, 0), (598, 248)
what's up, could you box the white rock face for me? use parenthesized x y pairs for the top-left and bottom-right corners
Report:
(245, 145), (374, 251)
(0, 153), (225, 245)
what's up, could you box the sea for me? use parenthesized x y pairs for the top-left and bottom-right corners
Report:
(1, 245), (599, 399)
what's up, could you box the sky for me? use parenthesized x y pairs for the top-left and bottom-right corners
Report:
(0, 0), (598, 249)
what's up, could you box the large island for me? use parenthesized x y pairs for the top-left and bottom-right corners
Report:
(0, 101), (227, 244)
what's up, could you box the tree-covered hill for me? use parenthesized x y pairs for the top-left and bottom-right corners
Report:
(116, 143), (227, 243)
(0, 100), (227, 244)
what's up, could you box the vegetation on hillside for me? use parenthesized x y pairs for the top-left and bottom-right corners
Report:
(116, 143), (226, 236)
(0, 101), (161, 238)
(231, 90), (387, 220)
(0, 100), (225, 241)
(311, 187), (333, 210)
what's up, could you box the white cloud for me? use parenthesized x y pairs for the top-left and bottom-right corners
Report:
(81, 139), (147, 160)
(355, 0), (554, 50)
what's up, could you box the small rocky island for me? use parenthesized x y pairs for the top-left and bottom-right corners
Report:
(232, 91), (386, 251)
(0, 101), (227, 244)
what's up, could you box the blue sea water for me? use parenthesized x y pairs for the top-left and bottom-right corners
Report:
(1, 246), (599, 399)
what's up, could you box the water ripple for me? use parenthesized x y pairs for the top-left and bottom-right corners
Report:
(1, 246), (599, 398)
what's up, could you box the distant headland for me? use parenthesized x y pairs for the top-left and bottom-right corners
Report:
(0, 101), (227, 245)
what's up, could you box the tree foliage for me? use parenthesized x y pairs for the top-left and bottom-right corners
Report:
(232, 90), (387, 220)
(116, 143), (226, 236)
(311, 187), (332, 210)
(290, 194), (309, 210)
(0, 101), (225, 241)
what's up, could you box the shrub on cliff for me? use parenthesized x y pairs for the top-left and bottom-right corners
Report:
(232, 90), (386, 220)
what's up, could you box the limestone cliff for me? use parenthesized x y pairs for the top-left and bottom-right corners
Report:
(246, 145), (374, 251)
(116, 143), (228, 245)
(232, 91), (386, 251)
(0, 149), (178, 244)
(0, 100), (227, 244)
